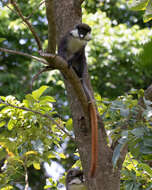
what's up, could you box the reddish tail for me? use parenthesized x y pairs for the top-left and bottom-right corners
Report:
(89, 103), (98, 177)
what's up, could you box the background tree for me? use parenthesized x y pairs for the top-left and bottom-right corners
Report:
(0, 0), (152, 190)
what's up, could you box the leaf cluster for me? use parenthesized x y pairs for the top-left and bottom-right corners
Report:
(0, 86), (70, 189)
(99, 89), (152, 189)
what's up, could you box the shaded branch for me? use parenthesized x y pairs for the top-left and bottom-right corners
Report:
(0, 99), (74, 141)
(10, 0), (42, 50)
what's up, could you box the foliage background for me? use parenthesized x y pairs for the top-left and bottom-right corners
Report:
(0, 0), (152, 189)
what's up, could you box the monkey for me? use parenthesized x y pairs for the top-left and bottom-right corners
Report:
(66, 168), (86, 190)
(58, 23), (98, 177)
(58, 23), (91, 79)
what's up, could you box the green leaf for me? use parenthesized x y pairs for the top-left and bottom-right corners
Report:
(44, 185), (52, 189)
(32, 86), (49, 100)
(33, 162), (40, 170)
(25, 94), (36, 106)
(112, 143), (123, 167)
(139, 163), (152, 176)
(125, 183), (134, 190)
(7, 119), (14, 130)
(131, 128), (145, 137)
(140, 146), (152, 154)
(58, 153), (66, 159)
(66, 118), (73, 131)
(0, 121), (6, 127)
(39, 96), (56, 103)
(144, 0), (152, 22)
(128, 0), (148, 11)
(112, 138), (128, 167)
(1, 186), (13, 190)
(0, 96), (6, 101)
(143, 136), (152, 147)
(120, 108), (129, 117)
(48, 153), (56, 159)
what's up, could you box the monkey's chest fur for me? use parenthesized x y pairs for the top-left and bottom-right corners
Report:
(67, 36), (86, 58)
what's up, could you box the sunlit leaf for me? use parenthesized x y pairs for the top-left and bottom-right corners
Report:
(66, 118), (73, 131)
(1, 186), (13, 190)
(24, 151), (38, 156)
(33, 162), (40, 170)
(32, 86), (49, 100)
(44, 185), (52, 189)
(48, 153), (56, 158)
(7, 119), (14, 130)
(0, 121), (6, 127)
(58, 153), (66, 159)
(39, 96), (56, 103)
(144, 0), (152, 22)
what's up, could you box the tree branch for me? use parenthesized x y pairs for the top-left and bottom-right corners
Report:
(0, 47), (48, 65)
(0, 99), (74, 141)
(10, 0), (42, 50)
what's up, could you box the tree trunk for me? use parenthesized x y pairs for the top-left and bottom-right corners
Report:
(45, 0), (126, 189)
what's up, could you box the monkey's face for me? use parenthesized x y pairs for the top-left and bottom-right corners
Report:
(70, 23), (92, 42)
(68, 23), (91, 54)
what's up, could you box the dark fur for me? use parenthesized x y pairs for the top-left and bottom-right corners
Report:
(58, 24), (91, 78)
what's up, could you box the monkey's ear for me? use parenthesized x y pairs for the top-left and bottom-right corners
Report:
(70, 29), (79, 38)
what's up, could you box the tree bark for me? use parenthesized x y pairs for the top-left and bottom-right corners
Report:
(45, 0), (126, 189)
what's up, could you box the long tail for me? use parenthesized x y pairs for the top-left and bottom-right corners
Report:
(89, 102), (98, 177)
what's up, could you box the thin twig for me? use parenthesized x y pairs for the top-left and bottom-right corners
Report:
(0, 47), (48, 65)
(24, 157), (29, 190)
(0, 99), (74, 141)
(31, 66), (52, 90)
(1, 0), (17, 15)
(26, 0), (46, 19)
(10, 0), (42, 50)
